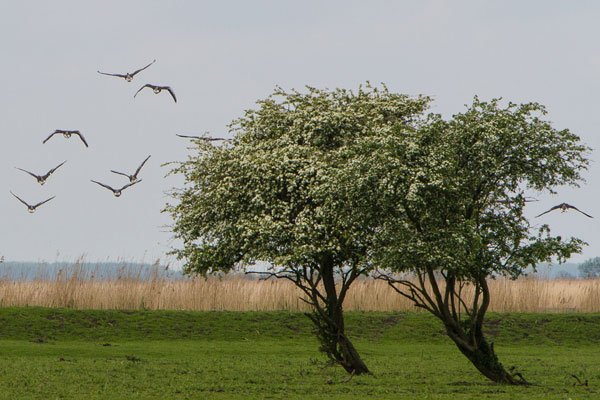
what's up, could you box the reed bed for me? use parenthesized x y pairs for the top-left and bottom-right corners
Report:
(1, 265), (600, 312)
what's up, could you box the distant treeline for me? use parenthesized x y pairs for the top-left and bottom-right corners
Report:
(0, 261), (185, 281)
(0, 260), (591, 281)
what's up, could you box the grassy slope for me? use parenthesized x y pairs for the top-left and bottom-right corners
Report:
(0, 308), (599, 399)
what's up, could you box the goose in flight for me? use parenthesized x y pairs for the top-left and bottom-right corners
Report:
(176, 134), (230, 142)
(97, 59), (156, 82)
(110, 155), (151, 183)
(134, 84), (177, 103)
(15, 161), (67, 186)
(43, 130), (88, 147)
(91, 179), (141, 197)
(535, 203), (593, 218)
(11, 192), (55, 213)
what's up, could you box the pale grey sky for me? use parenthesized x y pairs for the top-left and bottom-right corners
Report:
(1, 1), (599, 264)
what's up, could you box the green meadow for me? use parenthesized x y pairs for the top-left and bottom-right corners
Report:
(0, 308), (599, 399)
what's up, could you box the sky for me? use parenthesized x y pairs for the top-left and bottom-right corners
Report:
(1, 1), (600, 265)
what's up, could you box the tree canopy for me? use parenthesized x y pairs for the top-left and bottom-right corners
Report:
(338, 97), (589, 384)
(166, 84), (431, 374)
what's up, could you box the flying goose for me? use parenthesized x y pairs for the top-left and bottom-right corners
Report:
(535, 203), (593, 218)
(15, 161), (67, 185)
(97, 59), (156, 82)
(91, 179), (141, 197)
(176, 134), (230, 141)
(10, 191), (55, 213)
(110, 155), (151, 183)
(43, 130), (88, 147)
(495, 197), (538, 205)
(134, 84), (177, 102)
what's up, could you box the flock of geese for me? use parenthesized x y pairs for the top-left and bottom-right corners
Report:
(10, 60), (172, 213)
(8, 60), (593, 225)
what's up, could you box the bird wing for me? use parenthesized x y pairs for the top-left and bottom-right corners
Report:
(176, 134), (201, 139)
(567, 204), (594, 218)
(535, 204), (562, 218)
(133, 155), (151, 177)
(121, 179), (141, 191)
(134, 84), (152, 98)
(91, 180), (116, 192)
(42, 130), (60, 144)
(10, 191), (31, 207)
(15, 167), (39, 179)
(165, 86), (177, 103)
(130, 59), (156, 76)
(110, 170), (132, 179)
(176, 134), (228, 141)
(47, 160), (67, 176)
(33, 196), (56, 209)
(73, 131), (88, 147)
(97, 71), (128, 78)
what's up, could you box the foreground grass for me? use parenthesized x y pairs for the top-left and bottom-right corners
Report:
(0, 308), (599, 399)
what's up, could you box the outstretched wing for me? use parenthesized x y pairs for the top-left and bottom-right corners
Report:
(535, 204), (562, 218)
(134, 155), (151, 177)
(91, 180), (116, 192)
(43, 130), (60, 144)
(10, 191), (30, 207)
(134, 84), (153, 98)
(97, 71), (128, 78)
(176, 134), (228, 141)
(15, 167), (39, 179)
(165, 86), (177, 103)
(120, 179), (142, 191)
(73, 131), (88, 147)
(567, 204), (594, 218)
(47, 160), (67, 176)
(110, 170), (132, 179)
(33, 196), (56, 209)
(176, 134), (201, 139)
(130, 59), (156, 76)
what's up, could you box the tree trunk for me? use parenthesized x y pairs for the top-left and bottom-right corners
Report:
(306, 311), (371, 375)
(337, 331), (371, 374)
(305, 254), (370, 375)
(384, 270), (527, 384)
(445, 325), (527, 385)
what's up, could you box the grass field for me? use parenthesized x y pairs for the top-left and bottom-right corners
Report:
(0, 308), (600, 399)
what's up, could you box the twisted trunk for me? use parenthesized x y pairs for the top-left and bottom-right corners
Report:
(440, 274), (528, 385)
(383, 269), (527, 384)
(444, 322), (527, 385)
(306, 254), (370, 375)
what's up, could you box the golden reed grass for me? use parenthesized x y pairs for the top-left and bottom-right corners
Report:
(1, 266), (599, 312)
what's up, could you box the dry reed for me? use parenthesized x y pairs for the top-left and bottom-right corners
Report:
(1, 265), (599, 312)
